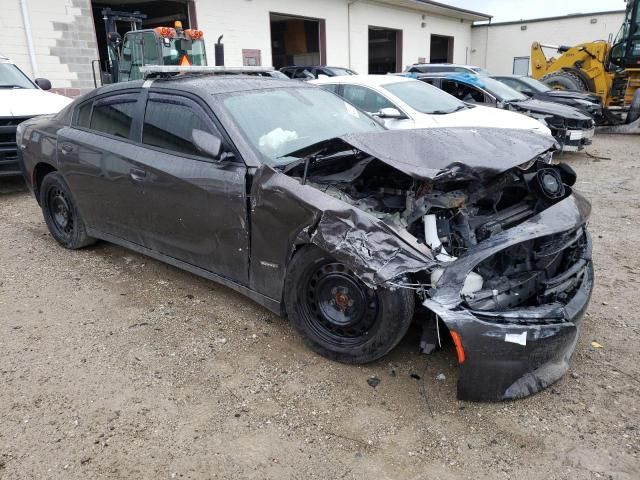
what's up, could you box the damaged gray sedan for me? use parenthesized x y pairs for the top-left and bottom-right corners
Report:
(17, 75), (593, 401)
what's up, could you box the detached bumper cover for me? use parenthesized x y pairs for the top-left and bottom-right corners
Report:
(422, 192), (594, 401)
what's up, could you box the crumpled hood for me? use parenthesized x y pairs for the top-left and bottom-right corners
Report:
(511, 98), (591, 121)
(542, 90), (601, 103)
(287, 127), (557, 181)
(0, 89), (72, 117)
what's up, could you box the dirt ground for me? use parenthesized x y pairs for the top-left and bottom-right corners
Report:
(1, 134), (639, 480)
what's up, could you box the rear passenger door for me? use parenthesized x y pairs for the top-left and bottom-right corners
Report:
(59, 90), (146, 240)
(129, 91), (250, 282)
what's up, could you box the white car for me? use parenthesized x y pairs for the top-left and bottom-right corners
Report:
(1, 55), (72, 176)
(310, 75), (552, 137)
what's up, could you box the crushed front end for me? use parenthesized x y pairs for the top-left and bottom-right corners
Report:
(422, 190), (593, 401)
(279, 128), (593, 401)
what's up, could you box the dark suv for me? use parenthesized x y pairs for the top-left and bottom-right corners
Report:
(16, 74), (593, 401)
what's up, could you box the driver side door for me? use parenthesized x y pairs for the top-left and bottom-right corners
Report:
(129, 91), (250, 283)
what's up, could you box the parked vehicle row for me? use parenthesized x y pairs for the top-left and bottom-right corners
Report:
(311, 74), (551, 136)
(415, 73), (596, 151)
(16, 68), (594, 401)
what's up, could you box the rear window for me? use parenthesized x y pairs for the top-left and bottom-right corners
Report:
(87, 96), (138, 138)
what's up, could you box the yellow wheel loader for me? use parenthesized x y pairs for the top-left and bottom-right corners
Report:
(531, 0), (640, 129)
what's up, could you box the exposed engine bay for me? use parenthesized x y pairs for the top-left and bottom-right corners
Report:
(286, 146), (586, 316)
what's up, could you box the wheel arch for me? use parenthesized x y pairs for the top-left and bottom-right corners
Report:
(33, 162), (58, 205)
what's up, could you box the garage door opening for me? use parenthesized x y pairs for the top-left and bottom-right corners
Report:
(368, 27), (402, 74)
(91, 1), (195, 77)
(430, 34), (454, 63)
(270, 13), (326, 70)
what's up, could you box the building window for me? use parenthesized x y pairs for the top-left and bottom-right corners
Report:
(513, 56), (530, 75)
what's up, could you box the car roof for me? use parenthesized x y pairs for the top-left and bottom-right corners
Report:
(281, 65), (350, 70)
(91, 74), (303, 98)
(492, 75), (526, 79)
(311, 74), (413, 87)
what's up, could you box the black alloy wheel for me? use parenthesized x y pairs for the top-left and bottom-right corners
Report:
(302, 261), (380, 347)
(39, 172), (95, 249)
(285, 246), (415, 364)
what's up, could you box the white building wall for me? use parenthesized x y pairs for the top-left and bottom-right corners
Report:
(195, 0), (476, 74)
(195, 0), (351, 69)
(471, 12), (625, 75)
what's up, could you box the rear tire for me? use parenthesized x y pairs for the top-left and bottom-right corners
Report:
(40, 172), (96, 249)
(540, 71), (587, 92)
(284, 245), (415, 364)
(627, 90), (640, 124)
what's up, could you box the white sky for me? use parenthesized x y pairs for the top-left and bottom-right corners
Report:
(440, 0), (628, 22)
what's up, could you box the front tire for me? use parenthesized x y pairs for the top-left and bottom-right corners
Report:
(627, 90), (640, 124)
(284, 246), (414, 364)
(40, 172), (95, 249)
(540, 71), (587, 91)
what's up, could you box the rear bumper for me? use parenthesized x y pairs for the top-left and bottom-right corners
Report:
(422, 192), (593, 401)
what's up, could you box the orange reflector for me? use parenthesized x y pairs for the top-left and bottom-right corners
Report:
(174, 20), (183, 29)
(179, 55), (192, 66)
(450, 331), (465, 364)
(154, 26), (176, 38)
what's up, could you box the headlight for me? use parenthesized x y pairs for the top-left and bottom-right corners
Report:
(534, 168), (565, 199)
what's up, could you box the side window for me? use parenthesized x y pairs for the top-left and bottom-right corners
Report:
(75, 101), (92, 128)
(442, 80), (485, 103)
(342, 85), (394, 113)
(142, 95), (219, 157)
(89, 95), (138, 138)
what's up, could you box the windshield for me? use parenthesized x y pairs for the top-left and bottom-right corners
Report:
(516, 76), (551, 92)
(383, 80), (466, 114)
(0, 62), (35, 89)
(475, 76), (528, 102)
(327, 67), (357, 76)
(222, 87), (383, 165)
(162, 38), (207, 66)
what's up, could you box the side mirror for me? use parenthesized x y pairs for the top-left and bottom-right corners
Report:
(376, 107), (405, 119)
(34, 78), (51, 90)
(192, 129), (224, 159)
(522, 90), (534, 97)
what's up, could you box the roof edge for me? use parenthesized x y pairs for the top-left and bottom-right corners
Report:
(472, 9), (625, 27)
(412, 0), (492, 20)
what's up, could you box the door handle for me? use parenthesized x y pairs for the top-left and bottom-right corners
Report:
(130, 167), (147, 182)
(60, 143), (74, 155)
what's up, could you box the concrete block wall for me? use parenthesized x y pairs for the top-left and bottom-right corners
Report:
(2, 0), (99, 97)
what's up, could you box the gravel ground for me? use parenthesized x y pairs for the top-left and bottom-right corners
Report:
(1, 134), (639, 480)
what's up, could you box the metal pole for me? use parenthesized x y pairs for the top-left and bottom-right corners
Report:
(19, 0), (39, 77)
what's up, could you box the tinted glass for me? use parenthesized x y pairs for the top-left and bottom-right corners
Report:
(143, 97), (213, 157)
(515, 76), (551, 93)
(384, 80), (466, 114)
(442, 80), (486, 103)
(221, 87), (382, 165)
(471, 76), (527, 102)
(342, 85), (395, 113)
(89, 97), (137, 138)
(76, 102), (92, 128)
